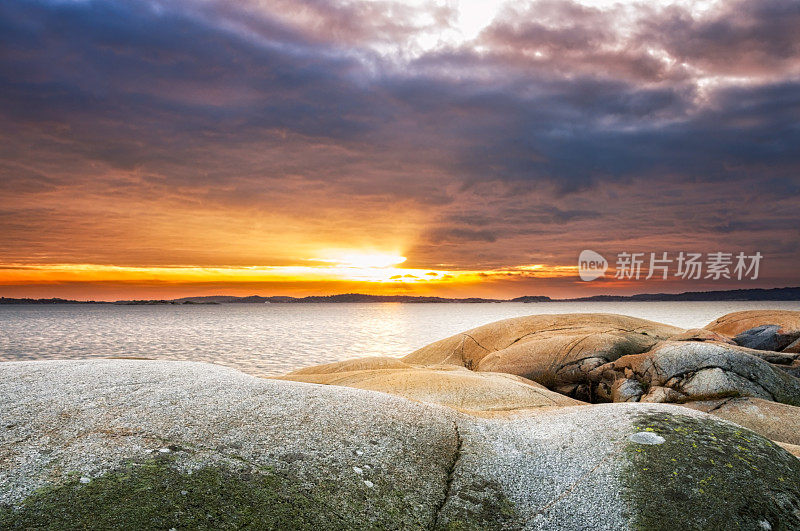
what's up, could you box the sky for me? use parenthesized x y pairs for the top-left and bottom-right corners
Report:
(1, 0), (799, 300)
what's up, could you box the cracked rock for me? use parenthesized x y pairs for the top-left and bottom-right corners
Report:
(611, 378), (644, 402)
(733, 325), (800, 352)
(589, 341), (800, 406)
(639, 386), (685, 403)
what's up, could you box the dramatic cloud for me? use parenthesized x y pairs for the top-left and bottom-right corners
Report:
(0, 0), (798, 298)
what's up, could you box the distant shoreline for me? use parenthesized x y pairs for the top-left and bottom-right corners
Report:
(2, 287), (800, 305)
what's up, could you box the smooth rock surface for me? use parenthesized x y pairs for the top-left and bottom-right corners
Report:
(778, 442), (800, 458)
(280, 365), (582, 414)
(682, 397), (800, 447)
(286, 356), (413, 375)
(628, 431), (665, 445)
(705, 310), (800, 337)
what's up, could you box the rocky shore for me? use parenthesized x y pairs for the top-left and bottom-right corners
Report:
(2, 310), (800, 529)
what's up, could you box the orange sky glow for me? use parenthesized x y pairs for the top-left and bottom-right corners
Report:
(0, 259), (584, 300)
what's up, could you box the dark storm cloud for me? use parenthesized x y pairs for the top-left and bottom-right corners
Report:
(407, 0), (800, 192)
(376, 71), (799, 195)
(647, 0), (800, 76)
(0, 0), (799, 289)
(0, 0), (374, 149)
(2, 0), (799, 192)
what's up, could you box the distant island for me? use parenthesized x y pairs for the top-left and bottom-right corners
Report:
(2, 287), (800, 305)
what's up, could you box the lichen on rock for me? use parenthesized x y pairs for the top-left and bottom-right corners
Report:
(622, 411), (800, 530)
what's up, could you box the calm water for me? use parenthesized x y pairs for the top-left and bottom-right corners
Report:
(1, 301), (798, 377)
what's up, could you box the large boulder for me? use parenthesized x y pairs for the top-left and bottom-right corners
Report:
(403, 314), (683, 400)
(3, 360), (799, 530)
(590, 341), (800, 405)
(705, 310), (800, 339)
(682, 397), (800, 447)
(280, 365), (583, 414)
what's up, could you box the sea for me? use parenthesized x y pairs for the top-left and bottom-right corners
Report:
(1, 301), (798, 377)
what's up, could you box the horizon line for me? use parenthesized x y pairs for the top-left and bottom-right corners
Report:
(2, 286), (800, 304)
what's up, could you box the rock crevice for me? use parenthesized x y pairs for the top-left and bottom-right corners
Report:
(432, 421), (463, 530)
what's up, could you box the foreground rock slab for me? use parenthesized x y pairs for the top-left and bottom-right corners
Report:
(0, 360), (458, 529)
(2, 360), (800, 529)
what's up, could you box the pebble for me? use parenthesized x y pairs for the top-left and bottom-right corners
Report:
(79, 477), (91, 484)
(628, 432), (666, 445)
(355, 449), (363, 456)
(181, 490), (188, 496)
(158, 448), (171, 453)
(363, 480), (374, 488)
(352, 466), (363, 475)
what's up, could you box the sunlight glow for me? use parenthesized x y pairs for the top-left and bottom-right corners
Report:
(316, 253), (408, 269)
(0, 261), (578, 288)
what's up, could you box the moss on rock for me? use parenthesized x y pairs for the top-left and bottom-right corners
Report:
(0, 455), (422, 530)
(622, 412), (800, 530)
